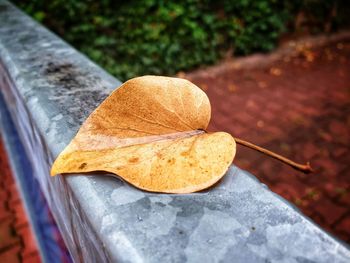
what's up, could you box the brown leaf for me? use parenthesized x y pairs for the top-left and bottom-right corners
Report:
(227, 84), (237, 92)
(269, 67), (282, 76)
(51, 76), (236, 193)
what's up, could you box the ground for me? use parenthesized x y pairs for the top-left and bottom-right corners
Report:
(186, 39), (350, 242)
(0, 141), (41, 262)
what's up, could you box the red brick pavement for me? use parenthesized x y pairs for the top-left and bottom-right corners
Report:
(186, 40), (350, 243)
(0, 138), (42, 262)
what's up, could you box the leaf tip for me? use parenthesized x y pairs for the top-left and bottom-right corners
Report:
(50, 168), (57, 176)
(50, 160), (60, 176)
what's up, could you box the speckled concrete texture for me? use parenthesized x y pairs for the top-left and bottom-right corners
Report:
(0, 1), (349, 262)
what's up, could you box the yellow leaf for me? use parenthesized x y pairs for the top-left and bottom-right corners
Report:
(51, 76), (236, 193)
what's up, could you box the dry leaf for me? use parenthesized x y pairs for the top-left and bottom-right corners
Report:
(51, 76), (236, 193)
(227, 84), (237, 92)
(269, 67), (282, 76)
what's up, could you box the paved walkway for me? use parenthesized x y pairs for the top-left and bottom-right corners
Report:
(0, 139), (41, 262)
(187, 39), (350, 242)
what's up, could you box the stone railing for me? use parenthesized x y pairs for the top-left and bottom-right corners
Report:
(0, 1), (349, 262)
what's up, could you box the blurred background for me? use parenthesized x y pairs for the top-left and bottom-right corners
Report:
(12, 0), (350, 80)
(7, 0), (350, 247)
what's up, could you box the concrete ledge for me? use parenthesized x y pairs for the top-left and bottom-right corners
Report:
(1, 1), (349, 262)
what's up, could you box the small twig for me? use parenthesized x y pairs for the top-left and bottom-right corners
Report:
(234, 137), (314, 174)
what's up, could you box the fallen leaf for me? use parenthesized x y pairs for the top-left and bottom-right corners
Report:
(51, 76), (236, 193)
(269, 67), (282, 76)
(227, 84), (237, 92)
(302, 50), (315, 62)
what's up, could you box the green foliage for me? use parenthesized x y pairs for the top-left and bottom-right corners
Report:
(12, 0), (349, 81)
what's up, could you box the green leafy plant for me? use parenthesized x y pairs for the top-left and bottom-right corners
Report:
(12, 0), (349, 81)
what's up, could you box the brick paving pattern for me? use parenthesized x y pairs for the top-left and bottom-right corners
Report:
(187, 40), (350, 243)
(0, 138), (42, 262)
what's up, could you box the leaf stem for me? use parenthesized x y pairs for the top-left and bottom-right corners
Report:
(234, 137), (314, 174)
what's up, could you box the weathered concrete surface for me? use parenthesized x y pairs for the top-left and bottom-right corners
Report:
(0, 1), (349, 262)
